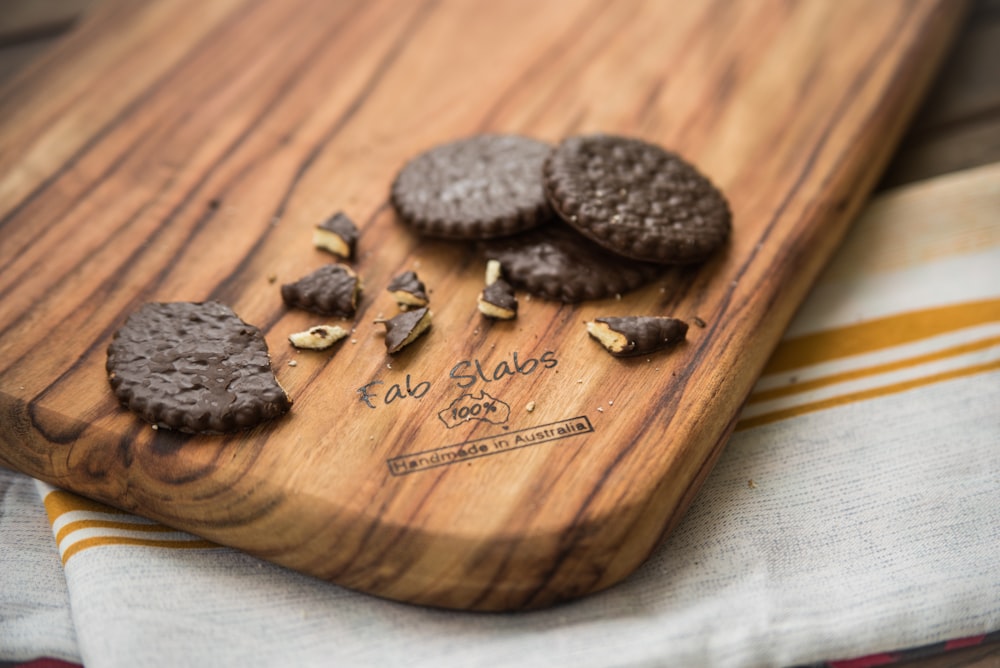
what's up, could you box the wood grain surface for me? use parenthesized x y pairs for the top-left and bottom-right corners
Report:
(0, 0), (965, 610)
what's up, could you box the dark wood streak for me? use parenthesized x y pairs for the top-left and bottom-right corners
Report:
(13, 202), (218, 402)
(474, 0), (610, 133)
(644, 406), (742, 553)
(270, 0), (438, 225)
(0, 0), (263, 234)
(328, 449), (448, 588)
(8, 3), (379, 402)
(0, 1), (141, 120)
(747, 2), (943, 311)
(0, 2), (341, 293)
(209, 0), (440, 306)
(635, 0), (736, 131)
(0, 163), (183, 310)
(518, 4), (926, 609)
(463, 432), (596, 609)
(518, 4), (641, 132)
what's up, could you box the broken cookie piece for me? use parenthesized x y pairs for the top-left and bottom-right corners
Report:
(106, 301), (292, 434)
(281, 264), (361, 317)
(288, 324), (349, 350)
(387, 270), (429, 308)
(478, 280), (518, 319)
(379, 306), (432, 354)
(477, 259), (517, 320)
(313, 211), (358, 260)
(586, 316), (688, 357)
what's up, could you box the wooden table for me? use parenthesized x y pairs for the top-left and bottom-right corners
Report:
(1, 0), (998, 664)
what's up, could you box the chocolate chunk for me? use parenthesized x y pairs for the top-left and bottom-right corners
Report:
(380, 307), (432, 354)
(478, 279), (518, 320)
(390, 134), (553, 239)
(106, 301), (291, 433)
(477, 259), (517, 319)
(387, 270), (429, 308)
(288, 324), (349, 350)
(585, 316), (688, 357)
(313, 211), (358, 260)
(544, 134), (731, 264)
(281, 264), (361, 317)
(481, 222), (662, 303)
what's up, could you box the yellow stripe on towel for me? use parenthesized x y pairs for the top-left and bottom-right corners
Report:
(41, 488), (219, 563)
(61, 536), (218, 564)
(762, 299), (1000, 374)
(43, 489), (131, 524)
(748, 335), (1000, 404)
(737, 358), (1000, 431)
(55, 519), (182, 544)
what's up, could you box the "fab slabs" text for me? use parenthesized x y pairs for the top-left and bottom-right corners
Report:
(356, 350), (557, 409)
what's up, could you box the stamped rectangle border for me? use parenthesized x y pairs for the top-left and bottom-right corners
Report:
(387, 416), (594, 476)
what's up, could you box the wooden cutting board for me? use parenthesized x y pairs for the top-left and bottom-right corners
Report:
(0, 0), (964, 610)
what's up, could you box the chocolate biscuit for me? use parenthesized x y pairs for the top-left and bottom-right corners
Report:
(106, 301), (291, 433)
(281, 264), (361, 317)
(481, 223), (662, 303)
(390, 134), (553, 239)
(543, 134), (730, 264)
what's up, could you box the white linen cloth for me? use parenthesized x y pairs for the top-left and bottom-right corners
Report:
(1, 163), (998, 667)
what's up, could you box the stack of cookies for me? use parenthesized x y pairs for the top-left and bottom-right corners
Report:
(390, 133), (731, 303)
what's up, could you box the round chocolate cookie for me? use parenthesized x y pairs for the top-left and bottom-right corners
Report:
(106, 301), (291, 434)
(481, 222), (662, 303)
(390, 134), (553, 239)
(543, 134), (731, 264)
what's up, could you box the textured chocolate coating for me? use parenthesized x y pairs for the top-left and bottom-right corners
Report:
(544, 134), (731, 264)
(390, 134), (553, 239)
(588, 316), (688, 357)
(382, 307), (432, 354)
(387, 270), (429, 306)
(281, 264), (360, 317)
(106, 301), (291, 434)
(314, 211), (358, 259)
(481, 222), (662, 303)
(478, 278), (518, 319)
(481, 279), (517, 311)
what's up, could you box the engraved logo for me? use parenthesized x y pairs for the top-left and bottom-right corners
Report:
(438, 390), (510, 429)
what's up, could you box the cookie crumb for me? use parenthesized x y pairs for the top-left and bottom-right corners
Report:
(288, 325), (349, 350)
(748, 479), (756, 489)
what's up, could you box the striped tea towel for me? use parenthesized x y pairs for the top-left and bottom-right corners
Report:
(4, 162), (1000, 668)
